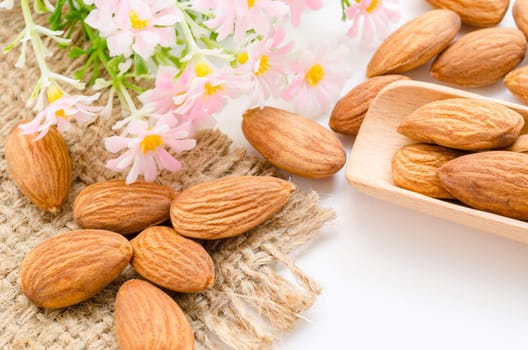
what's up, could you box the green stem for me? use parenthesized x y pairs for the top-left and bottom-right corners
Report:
(21, 0), (51, 85)
(82, 22), (139, 115)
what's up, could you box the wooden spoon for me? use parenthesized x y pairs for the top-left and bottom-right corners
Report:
(346, 80), (528, 244)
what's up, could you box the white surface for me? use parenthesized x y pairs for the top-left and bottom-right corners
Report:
(217, 2), (528, 349)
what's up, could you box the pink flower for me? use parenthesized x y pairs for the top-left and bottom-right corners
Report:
(346, 0), (399, 41)
(235, 29), (293, 107)
(19, 84), (101, 140)
(105, 114), (196, 184)
(139, 61), (237, 132)
(84, 0), (119, 37)
(139, 65), (182, 115)
(281, 46), (351, 116)
(281, 0), (322, 26)
(173, 61), (243, 128)
(86, 0), (183, 59)
(203, 0), (289, 40)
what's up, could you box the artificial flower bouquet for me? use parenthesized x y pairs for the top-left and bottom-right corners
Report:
(1, 0), (399, 183)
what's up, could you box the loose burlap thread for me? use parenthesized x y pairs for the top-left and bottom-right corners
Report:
(0, 9), (335, 350)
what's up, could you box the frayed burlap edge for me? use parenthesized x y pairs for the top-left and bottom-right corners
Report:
(0, 9), (335, 350)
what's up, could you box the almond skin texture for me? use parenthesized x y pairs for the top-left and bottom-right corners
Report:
(392, 143), (463, 198)
(242, 107), (346, 178)
(397, 98), (524, 151)
(438, 151), (528, 220)
(5, 122), (72, 213)
(20, 229), (132, 309)
(427, 0), (509, 27)
(513, 0), (528, 38)
(73, 180), (177, 235)
(131, 226), (215, 293)
(115, 279), (195, 350)
(170, 176), (294, 240)
(367, 10), (461, 77)
(431, 27), (527, 88)
(329, 75), (410, 136)
(504, 65), (528, 104)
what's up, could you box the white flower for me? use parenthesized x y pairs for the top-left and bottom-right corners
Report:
(86, 0), (183, 59)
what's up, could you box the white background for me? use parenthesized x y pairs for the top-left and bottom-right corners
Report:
(217, 1), (528, 349)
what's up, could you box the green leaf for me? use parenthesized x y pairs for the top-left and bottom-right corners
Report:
(133, 54), (149, 76)
(107, 56), (123, 72)
(68, 46), (86, 58)
(73, 67), (87, 80)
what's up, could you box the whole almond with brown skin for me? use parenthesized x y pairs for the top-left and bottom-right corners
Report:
(131, 226), (214, 293)
(115, 279), (194, 350)
(5, 122), (72, 213)
(20, 229), (132, 309)
(397, 98), (524, 151)
(504, 65), (528, 104)
(431, 28), (527, 88)
(73, 180), (177, 235)
(513, 0), (528, 38)
(392, 143), (463, 198)
(427, 0), (509, 27)
(367, 10), (461, 77)
(171, 176), (294, 239)
(438, 151), (528, 220)
(329, 75), (410, 136)
(243, 107), (346, 178)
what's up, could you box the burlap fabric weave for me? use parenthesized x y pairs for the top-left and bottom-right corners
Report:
(0, 9), (335, 350)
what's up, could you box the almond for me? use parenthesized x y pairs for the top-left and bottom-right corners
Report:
(367, 10), (461, 77)
(513, 0), (528, 39)
(115, 279), (194, 350)
(427, 0), (509, 26)
(329, 75), (410, 136)
(170, 176), (294, 240)
(5, 122), (72, 213)
(242, 107), (346, 178)
(130, 226), (214, 293)
(438, 151), (528, 220)
(73, 180), (177, 235)
(397, 98), (524, 151)
(505, 134), (528, 153)
(431, 27), (527, 88)
(20, 229), (132, 308)
(392, 143), (463, 198)
(504, 65), (528, 104)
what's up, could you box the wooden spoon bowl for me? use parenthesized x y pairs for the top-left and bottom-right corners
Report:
(346, 80), (528, 244)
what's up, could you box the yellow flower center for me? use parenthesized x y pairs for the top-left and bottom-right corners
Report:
(47, 84), (64, 103)
(255, 55), (270, 76)
(129, 11), (149, 30)
(46, 84), (68, 119)
(55, 109), (68, 119)
(195, 61), (213, 77)
(366, 0), (379, 13)
(248, 0), (255, 8)
(204, 82), (223, 96)
(140, 134), (163, 154)
(305, 64), (324, 87)
(237, 52), (249, 65)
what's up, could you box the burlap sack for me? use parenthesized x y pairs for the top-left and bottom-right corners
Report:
(0, 8), (335, 350)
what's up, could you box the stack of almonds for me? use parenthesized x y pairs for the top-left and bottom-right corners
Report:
(329, 2), (528, 137)
(6, 120), (296, 349)
(391, 97), (528, 220)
